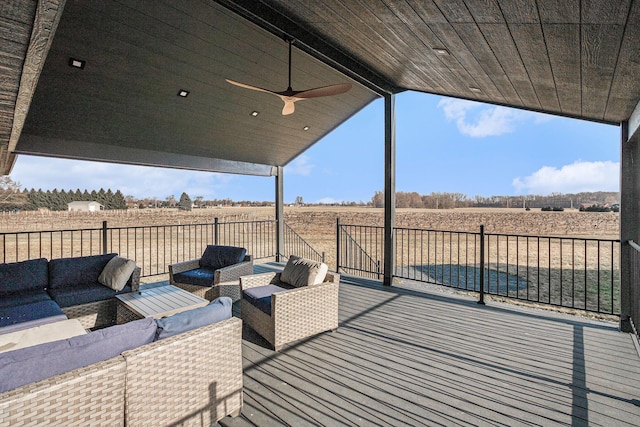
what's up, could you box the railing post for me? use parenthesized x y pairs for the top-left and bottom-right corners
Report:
(102, 221), (108, 254)
(478, 224), (485, 305)
(336, 217), (341, 273)
(321, 251), (325, 264)
(214, 218), (219, 245)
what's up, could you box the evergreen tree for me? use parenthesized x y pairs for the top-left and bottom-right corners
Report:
(178, 192), (192, 211)
(113, 190), (127, 209)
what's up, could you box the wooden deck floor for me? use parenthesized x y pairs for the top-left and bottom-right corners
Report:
(218, 264), (640, 427)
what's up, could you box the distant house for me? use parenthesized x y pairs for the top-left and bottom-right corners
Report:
(67, 201), (103, 212)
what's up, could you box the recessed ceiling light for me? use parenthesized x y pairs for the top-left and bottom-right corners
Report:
(434, 48), (449, 55)
(303, 126), (310, 131)
(469, 87), (481, 93)
(251, 111), (259, 117)
(68, 58), (85, 69)
(177, 89), (189, 97)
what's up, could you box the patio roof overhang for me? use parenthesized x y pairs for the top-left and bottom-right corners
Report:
(1, 1), (639, 176)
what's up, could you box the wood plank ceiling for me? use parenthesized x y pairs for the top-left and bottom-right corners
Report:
(1, 0), (639, 175)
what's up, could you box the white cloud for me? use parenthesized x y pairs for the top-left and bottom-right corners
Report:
(437, 98), (553, 137)
(512, 160), (620, 194)
(285, 154), (314, 176)
(10, 157), (232, 199)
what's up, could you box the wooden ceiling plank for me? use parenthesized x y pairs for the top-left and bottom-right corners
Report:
(604, 0), (640, 122)
(463, 0), (504, 24)
(431, 0), (473, 23)
(6, 0), (65, 175)
(448, 23), (515, 103)
(0, 16), (32, 44)
(544, 23), (581, 117)
(508, 23), (559, 112)
(581, 0), (631, 24)
(582, 23), (625, 120)
(477, 23), (540, 108)
(401, 0), (449, 24)
(366, 0), (471, 92)
(0, 1), (37, 26)
(496, 0), (539, 24)
(537, 0), (580, 24)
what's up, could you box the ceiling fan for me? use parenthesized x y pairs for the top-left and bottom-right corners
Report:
(226, 40), (352, 115)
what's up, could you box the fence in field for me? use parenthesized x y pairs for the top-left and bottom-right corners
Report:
(337, 221), (621, 315)
(0, 219), (322, 277)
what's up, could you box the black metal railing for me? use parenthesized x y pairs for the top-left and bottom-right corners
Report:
(337, 220), (383, 279)
(338, 222), (621, 315)
(284, 223), (324, 263)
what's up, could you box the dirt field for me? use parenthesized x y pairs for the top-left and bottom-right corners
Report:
(0, 206), (620, 315)
(0, 206), (619, 262)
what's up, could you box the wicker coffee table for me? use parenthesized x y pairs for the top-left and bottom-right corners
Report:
(116, 285), (208, 324)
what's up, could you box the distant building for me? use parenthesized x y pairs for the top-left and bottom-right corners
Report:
(67, 201), (103, 212)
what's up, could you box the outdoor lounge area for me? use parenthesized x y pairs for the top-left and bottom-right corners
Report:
(214, 263), (640, 427)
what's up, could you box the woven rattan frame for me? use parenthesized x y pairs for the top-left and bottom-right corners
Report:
(0, 356), (126, 426)
(122, 317), (243, 426)
(240, 272), (340, 351)
(60, 266), (142, 329)
(169, 255), (253, 302)
(62, 299), (116, 329)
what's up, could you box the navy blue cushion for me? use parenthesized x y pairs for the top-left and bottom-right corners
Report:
(243, 284), (292, 315)
(155, 297), (233, 340)
(48, 283), (131, 308)
(0, 317), (157, 393)
(0, 288), (52, 309)
(199, 245), (246, 270)
(48, 253), (117, 289)
(0, 258), (48, 294)
(173, 267), (215, 287)
(0, 300), (65, 329)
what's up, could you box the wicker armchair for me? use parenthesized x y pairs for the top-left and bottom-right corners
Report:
(169, 246), (253, 302)
(240, 270), (339, 351)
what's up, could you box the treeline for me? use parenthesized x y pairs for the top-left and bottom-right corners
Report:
(2, 188), (127, 211)
(370, 191), (620, 209)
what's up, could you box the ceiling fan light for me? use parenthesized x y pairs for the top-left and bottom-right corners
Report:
(177, 89), (189, 97)
(303, 126), (310, 131)
(251, 111), (259, 117)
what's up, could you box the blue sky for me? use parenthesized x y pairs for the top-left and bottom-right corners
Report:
(10, 91), (620, 204)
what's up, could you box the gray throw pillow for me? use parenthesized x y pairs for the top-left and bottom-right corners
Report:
(98, 256), (136, 291)
(280, 256), (323, 288)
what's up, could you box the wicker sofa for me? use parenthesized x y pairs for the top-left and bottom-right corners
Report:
(0, 254), (141, 331)
(0, 313), (243, 426)
(240, 257), (339, 351)
(170, 245), (253, 302)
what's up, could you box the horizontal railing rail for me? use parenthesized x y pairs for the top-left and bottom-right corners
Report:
(0, 218), (309, 278)
(338, 221), (621, 315)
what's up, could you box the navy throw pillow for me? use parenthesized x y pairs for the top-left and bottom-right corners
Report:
(199, 245), (246, 270)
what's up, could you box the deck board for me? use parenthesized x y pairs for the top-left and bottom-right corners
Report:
(219, 264), (640, 426)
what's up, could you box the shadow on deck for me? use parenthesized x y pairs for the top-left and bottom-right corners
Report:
(209, 262), (640, 426)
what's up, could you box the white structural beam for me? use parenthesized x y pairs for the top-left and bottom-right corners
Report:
(629, 100), (640, 143)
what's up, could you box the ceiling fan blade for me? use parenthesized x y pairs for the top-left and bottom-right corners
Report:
(295, 83), (352, 99)
(225, 79), (276, 95)
(282, 100), (296, 115)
